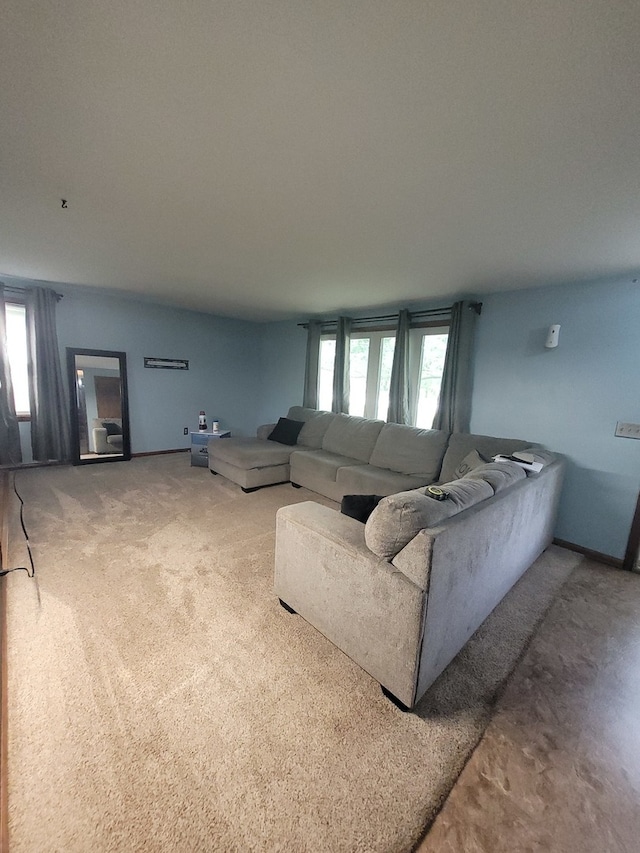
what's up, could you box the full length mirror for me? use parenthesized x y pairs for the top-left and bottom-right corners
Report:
(67, 348), (131, 464)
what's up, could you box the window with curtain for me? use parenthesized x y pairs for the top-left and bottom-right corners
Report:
(318, 326), (448, 427)
(4, 301), (30, 416)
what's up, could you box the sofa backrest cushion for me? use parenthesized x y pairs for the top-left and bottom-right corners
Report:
(287, 407), (335, 449)
(518, 447), (557, 469)
(462, 459), (526, 492)
(438, 432), (531, 484)
(322, 413), (385, 463)
(369, 423), (450, 478)
(365, 478), (494, 559)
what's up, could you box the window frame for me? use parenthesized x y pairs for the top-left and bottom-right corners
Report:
(408, 323), (450, 428)
(319, 319), (449, 426)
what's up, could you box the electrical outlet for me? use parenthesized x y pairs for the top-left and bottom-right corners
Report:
(615, 421), (640, 439)
(183, 427), (189, 435)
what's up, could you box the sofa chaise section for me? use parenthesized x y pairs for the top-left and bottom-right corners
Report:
(207, 406), (333, 491)
(207, 437), (293, 491)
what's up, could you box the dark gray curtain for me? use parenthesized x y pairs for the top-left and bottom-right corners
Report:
(26, 286), (71, 462)
(302, 320), (322, 409)
(0, 285), (23, 465)
(332, 316), (351, 414)
(387, 309), (411, 424)
(432, 300), (478, 433)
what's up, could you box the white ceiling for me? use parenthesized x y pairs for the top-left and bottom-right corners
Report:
(1, 1), (639, 321)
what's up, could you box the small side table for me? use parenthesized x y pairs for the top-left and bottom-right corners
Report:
(190, 430), (231, 467)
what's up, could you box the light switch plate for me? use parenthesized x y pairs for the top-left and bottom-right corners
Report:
(615, 422), (640, 439)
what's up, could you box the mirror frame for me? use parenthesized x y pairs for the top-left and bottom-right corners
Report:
(67, 347), (131, 465)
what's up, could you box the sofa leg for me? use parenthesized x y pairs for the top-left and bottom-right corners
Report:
(291, 482), (301, 489)
(381, 686), (410, 712)
(210, 469), (217, 475)
(279, 598), (297, 614)
(241, 486), (260, 493)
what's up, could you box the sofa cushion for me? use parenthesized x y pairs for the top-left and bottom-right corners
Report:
(434, 478), (495, 511)
(518, 447), (557, 469)
(438, 433), (531, 484)
(208, 437), (293, 469)
(286, 406), (324, 422)
(463, 460), (527, 492)
(336, 464), (434, 496)
(268, 417), (304, 446)
(365, 478), (494, 559)
(322, 414), (385, 463)
(290, 449), (362, 483)
(286, 407), (336, 449)
(369, 423), (450, 478)
(298, 412), (336, 449)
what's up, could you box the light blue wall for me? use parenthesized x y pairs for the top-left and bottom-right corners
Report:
(255, 321), (307, 426)
(470, 278), (639, 561)
(54, 285), (263, 451)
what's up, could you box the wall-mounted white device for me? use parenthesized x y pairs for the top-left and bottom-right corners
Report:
(545, 324), (561, 348)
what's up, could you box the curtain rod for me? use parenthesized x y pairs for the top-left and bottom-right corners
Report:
(298, 302), (481, 329)
(2, 284), (64, 301)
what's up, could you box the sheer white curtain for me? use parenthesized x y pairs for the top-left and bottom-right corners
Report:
(0, 285), (22, 465)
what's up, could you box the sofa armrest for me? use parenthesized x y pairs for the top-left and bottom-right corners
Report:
(92, 427), (110, 454)
(274, 502), (426, 707)
(256, 423), (276, 440)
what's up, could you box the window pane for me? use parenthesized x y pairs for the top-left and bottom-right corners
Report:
(5, 304), (30, 414)
(318, 338), (335, 411)
(415, 334), (448, 429)
(376, 336), (396, 420)
(348, 338), (370, 417)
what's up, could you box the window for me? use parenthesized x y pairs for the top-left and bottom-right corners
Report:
(4, 302), (30, 416)
(318, 326), (448, 427)
(411, 331), (449, 429)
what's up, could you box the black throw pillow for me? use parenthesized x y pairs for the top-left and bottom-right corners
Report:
(267, 417), (304, 446)
(340, 494), (384, 524)
(102, 421), (122, 436)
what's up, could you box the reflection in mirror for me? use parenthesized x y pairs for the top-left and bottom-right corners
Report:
(67, 348), (131, 464)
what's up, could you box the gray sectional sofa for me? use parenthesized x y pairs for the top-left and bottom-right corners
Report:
(275, 449), (564, 710)
(208, 405), (532, 498)
(209, 405), (564, 710)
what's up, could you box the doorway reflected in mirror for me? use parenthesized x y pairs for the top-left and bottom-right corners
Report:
(67, 348), (131, 464)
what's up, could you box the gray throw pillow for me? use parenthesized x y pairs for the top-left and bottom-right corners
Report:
(453, 449), (487, 479)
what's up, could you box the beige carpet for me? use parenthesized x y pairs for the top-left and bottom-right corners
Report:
(4, 455), (580, 853)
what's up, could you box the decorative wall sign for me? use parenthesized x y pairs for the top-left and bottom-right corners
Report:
(144, 357), (189, 370)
